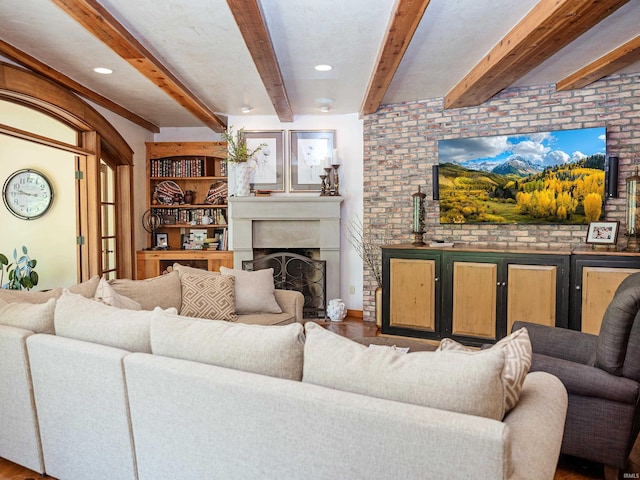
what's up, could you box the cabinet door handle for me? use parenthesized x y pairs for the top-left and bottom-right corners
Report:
(497, 282), (501, 286)
(576, 285), (581, 290)
(434, 277), (439, 282)
(502, 282), (506, 287)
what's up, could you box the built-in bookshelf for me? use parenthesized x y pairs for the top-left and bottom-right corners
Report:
(145, 141), (231, 254)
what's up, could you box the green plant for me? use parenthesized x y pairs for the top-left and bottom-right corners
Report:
(0, 246), (39, 290)
(220, 126), (266, 164)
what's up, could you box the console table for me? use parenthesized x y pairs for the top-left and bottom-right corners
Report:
(136, 249), (233, 279)
(382, 245), (640, 345)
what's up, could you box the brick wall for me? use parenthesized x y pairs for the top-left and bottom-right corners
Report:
(361, 73), (640, 321)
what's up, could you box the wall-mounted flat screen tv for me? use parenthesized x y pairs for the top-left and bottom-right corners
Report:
(437, 126), (606, 225)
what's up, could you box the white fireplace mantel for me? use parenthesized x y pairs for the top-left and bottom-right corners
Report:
(228, 196), (343, 301)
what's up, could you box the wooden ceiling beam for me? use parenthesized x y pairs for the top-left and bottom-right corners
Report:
(226, 0), (293, 122)
(0, 39), (160, 133)
(445, 0), (629, 110)
(557, 34), (640, 91)
(360, 0), (431, 116)
(50, 0), (226, 132)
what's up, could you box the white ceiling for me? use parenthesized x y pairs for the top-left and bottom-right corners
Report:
(1, 0), (639, 129)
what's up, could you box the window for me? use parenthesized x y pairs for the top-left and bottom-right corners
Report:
(100, 161), (117, 279)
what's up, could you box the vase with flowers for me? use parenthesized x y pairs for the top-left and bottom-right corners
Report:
(220, 126), (266, 196)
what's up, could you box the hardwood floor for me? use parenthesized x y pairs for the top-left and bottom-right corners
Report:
(1, 316), (637, 480)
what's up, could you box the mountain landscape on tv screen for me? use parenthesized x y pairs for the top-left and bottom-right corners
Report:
(437, 127), (606, 225)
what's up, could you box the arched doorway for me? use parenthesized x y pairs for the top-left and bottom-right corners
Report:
(0, 61), (135, 283)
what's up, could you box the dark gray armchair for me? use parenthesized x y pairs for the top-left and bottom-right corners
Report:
(513, 272), (640, 471)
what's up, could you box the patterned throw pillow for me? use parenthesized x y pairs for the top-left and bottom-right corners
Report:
(180, 273), (237, 322)
(436, 327), (532, 412)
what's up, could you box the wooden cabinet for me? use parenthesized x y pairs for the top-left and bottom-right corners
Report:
(146, 142), (229, 251)
(382, 246), (570, 345)
(136, 250), (234, 280)
(441, 251), (570, 345)
(139, 142), (228, 268)
(570, 250), (640, 334)
(382, 248), (441, 338)
(383, 245), (640, 344)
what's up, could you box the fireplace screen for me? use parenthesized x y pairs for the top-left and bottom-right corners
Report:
(242, 251), (326, 318)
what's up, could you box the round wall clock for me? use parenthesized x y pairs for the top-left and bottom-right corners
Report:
(2, 169), (54, 220)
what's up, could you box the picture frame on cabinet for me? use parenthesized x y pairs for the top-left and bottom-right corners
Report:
(243, 130), (285, 192)
(586, 221), (619, 245)
(289, 130), (335, 192)
(155, 233), (169, 249)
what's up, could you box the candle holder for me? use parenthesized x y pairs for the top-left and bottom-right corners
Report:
(319, 173), (329, 196)
(321, 167), (332, 196)
(331, 164), (341, 196)
(626, 167), (640, 251)
(411, 186), (426, 246)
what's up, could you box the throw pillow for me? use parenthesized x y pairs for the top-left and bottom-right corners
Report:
(172, 263), (220, 277)
(0, 297), (56, 334)
(54, 290), (153, 352)
(109, 271), (182, 311)
(0, 275), (100, 304)
(436, 327), (532, 412)
(179, 273), (237, 322)
(151, 308), (305, 380)
(303, 322), (507, 420)
(219, 267), (282, 314)
(94, 278), (142, 310)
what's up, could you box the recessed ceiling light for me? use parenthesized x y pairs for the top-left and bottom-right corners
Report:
(314, 64), (333, 72)
(93, 67), (113, 75)
(241, 105), (253, 113)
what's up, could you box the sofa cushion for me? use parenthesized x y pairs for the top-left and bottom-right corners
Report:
(151, 308), (305, 380)
(94, 278), (142, 310)
(179, 273), (237, 322)
(303, 322), (507, 420)
(219, 267), (282, 314)
(596, 278), (640, 376)
(437, 327), (532, 412)
(108, 271), (181, 311)
(0, 297), (56, 334)
(0, 275), (100, 304)
(172, 263), (220, 277)
(54, 290), (155, 353)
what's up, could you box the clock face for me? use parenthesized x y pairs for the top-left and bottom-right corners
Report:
(2, 169), (54, 220)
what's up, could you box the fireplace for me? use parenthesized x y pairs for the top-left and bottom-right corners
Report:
(243, 249), (326, 317)
(228, 196), (343, 303)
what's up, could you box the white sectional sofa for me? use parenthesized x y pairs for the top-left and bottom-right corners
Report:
(0, 273), (568, 480)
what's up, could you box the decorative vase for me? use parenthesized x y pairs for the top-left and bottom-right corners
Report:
(183, 190), (194, 204)
(235, 163), (252, 197)
(327, 298), (347, 322)
(375, 287), (382, 328)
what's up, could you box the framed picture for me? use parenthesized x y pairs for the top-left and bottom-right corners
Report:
(289, 130), (335, 192)
(190, 229), (207, 245)
(243, 130), (285, 192)
(586, 221), (620, 245)
(155, 232), (169, 249)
